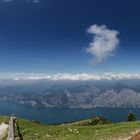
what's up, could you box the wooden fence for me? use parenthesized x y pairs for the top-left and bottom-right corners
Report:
(7, 115), (16, 140)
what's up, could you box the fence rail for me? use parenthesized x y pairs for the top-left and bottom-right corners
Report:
(7, 115), (16, 140)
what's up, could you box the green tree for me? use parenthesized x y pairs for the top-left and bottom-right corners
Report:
(127, 112), (136, 121)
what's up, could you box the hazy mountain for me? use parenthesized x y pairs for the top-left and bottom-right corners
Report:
(0, 79), (140, 108)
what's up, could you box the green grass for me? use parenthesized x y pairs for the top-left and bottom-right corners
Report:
(1, 116), (140, 140)
(0, 116), (9, 124)
(69, 116), (112, 126)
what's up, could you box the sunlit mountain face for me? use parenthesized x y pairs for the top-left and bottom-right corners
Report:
(0, 77), (139, 108)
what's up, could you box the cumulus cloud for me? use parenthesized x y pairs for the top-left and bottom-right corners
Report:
(0, 73), (140, 81)
(86, 24), (119, 64)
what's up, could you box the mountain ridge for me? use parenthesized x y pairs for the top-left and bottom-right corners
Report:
(0, 79), (140, 108)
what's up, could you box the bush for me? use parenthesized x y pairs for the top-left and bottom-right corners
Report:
(127, 112), (136, 121)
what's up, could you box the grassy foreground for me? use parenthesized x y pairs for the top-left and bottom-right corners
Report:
(1, 116), (140, 140)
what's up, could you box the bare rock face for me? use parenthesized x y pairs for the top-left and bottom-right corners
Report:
(0, 122), (9, 139)
(0, 79), (140, 108)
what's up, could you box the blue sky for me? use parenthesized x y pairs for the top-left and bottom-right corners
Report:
(0, 0), (140, 74)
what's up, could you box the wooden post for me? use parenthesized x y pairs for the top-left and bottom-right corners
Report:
(7, 115), (16, 140)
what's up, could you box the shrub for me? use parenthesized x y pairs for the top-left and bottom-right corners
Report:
(127, 112), (136, 121)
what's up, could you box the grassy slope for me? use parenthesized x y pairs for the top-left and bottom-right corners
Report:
(0, 116), (140, 140)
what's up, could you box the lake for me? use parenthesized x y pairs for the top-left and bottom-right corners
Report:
(0, 101), (140, 124)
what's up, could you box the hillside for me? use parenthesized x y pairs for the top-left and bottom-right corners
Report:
(1, 116), (140, 140)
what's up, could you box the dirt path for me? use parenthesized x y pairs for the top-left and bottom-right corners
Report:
(129, 130), (140, 140)
(114, 130), (140, 140)
(0, 122), (9, 139)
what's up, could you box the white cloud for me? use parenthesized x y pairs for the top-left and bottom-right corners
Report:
(0, 73), (140, 81)
(87, 24), (119, 64)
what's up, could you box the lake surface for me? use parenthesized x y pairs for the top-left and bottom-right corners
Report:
(0, 101), (140, 124)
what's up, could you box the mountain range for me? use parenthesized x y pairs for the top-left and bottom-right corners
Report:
(0, 79), (140, 108)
